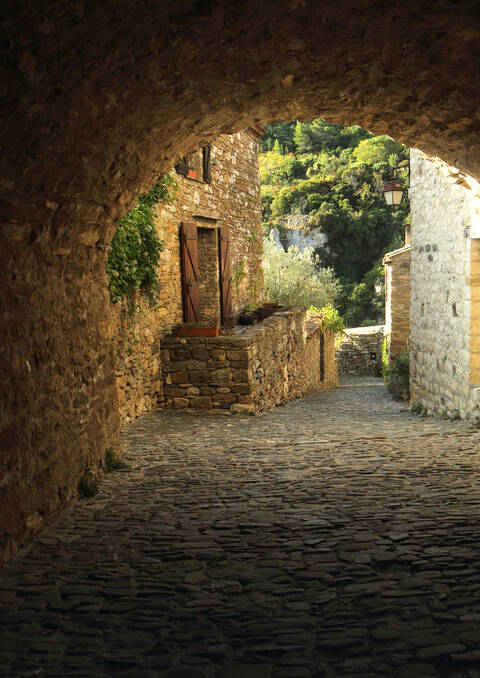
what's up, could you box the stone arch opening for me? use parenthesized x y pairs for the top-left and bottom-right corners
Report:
(2, 0), (480, 559)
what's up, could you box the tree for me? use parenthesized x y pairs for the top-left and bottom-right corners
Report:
(260, 120), (410, 325)
(263, 234), (341, 309)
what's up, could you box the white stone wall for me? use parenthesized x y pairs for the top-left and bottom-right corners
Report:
(410, 150), (480, 420)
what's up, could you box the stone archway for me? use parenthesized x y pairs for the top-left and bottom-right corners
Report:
(2, 0), (480, 559)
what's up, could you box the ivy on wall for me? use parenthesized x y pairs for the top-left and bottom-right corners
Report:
(107, 173), (177, 306)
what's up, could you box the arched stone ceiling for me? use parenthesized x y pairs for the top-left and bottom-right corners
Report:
(1, 0), (480, 236)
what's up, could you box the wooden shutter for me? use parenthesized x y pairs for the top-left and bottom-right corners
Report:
(219, 226), (233, 325)
(202, 145), (212, 183)
(180, 222), (200, 323)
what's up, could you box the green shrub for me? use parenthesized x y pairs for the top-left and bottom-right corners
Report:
(78, 469), (98, 498)
(263, 234), (341, 308)
(105, 447), (128, 472)
(308, 304), (345, 334)
(386, 349), (410, 401)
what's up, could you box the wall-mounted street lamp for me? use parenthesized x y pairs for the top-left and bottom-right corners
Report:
(374, 277), (383, 295)
(382, 162), (410, 208)
(382, 178), (404, 207)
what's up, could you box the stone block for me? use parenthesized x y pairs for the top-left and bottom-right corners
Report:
(189, 396), (212, 409)
(208, 349), (226, 360)
(230, 403), (253, 414)
(165, 387), (187, 397)
(207, 360), (228, 370)
(165, 361), (190, 371)
(189, 370), (209, 383)
(212, 393), (236, 403)
(173, 397), (189, 408)
(190, 349), (208, 360)
(231, 384), (252, 395)
(172, 370), (189, 383)
(199, 386), (215, 395)
(210, 368), (230, 383)
(229, 360), (250, 368)
(232, 369), (250, 382)
(227, 349), (246, 361)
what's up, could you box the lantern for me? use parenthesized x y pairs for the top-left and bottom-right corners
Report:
(382, 178), (404, 208)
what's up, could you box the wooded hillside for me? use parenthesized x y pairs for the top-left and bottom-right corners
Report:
(260, 120), (410, 326)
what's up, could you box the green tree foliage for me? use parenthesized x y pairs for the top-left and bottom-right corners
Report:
(260, 122), (296, 153)
(263, 234), (341, 309)
(107, 173), (177, 307)
(260, 119), (410, 325)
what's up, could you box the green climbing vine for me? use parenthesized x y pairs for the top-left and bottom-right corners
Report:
(107, 173), (177, 307)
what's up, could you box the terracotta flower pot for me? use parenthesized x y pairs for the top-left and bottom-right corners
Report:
(174, 325), (219, 337)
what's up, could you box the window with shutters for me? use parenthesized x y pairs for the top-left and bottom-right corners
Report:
(175, 145), (212, 182)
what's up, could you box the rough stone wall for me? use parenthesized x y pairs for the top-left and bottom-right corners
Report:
(384, 246), (411, 365)
(336, 327), (385, 377)
(197, 228), (221, 325)
(410, 150), (480, 420)
(161, 132), (264, 315)
(471, 239), (480, 385)
(109, 217), (184, 423)
(161, 309), (336, 413)
(111, 131), (263, 424)
(322, 331), (339, 388)
(3, 1), (480, 561)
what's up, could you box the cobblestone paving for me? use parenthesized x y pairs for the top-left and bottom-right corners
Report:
(2, 377), (480, 678)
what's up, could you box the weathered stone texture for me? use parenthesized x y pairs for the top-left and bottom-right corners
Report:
(0, 235), (121, 563)
(111, 131), (263, 423)
(2, 1), (480, 560)
(384, 245), (411, 365)
(336, 327), (384, 376)
(160, 131), (264, 315)
(161, 309), (337, 413)
(410, 150), (480, 420)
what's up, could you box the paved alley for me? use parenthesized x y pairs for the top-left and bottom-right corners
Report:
(2, 377), (480, 678)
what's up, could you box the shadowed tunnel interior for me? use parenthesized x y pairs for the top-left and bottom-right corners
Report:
(1, 0), (480, 558)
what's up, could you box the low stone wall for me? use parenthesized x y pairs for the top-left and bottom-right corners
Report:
(322, 330), (338, 386)
(161, 309), (337, 413)
(336, 326), (384, 376)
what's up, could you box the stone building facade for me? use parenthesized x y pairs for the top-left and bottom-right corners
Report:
(410, 150), (480, 421)
(383, 245), (411, 366)
(110, 130), (264, 422)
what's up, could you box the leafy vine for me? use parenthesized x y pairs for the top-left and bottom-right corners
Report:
(107, 173), (177, 308)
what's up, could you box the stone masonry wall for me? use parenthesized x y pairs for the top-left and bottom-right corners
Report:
(111, 131), (263, 423)
(4, 0), (480, 563)
(322, 330), (339, 388)
(410, 150), (480, 421)
(336, 327), (384, 376)
(384, 246), (411, 366)
(161, 309), (337, 413)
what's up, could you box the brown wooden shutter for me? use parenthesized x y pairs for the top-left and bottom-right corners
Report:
(180, 222), (200, 323)
(219, 226), (233, 325)
(202, 145), (212, 183)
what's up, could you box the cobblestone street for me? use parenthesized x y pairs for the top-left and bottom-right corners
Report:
(2, 377), (480, 678)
